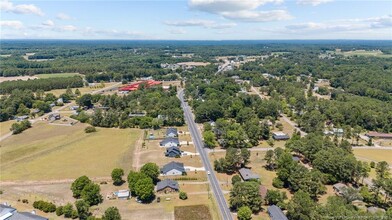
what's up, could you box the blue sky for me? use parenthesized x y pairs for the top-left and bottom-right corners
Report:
(1, 0), (391, 39)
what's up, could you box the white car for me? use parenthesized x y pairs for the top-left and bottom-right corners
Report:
(207, 171), (211, 175)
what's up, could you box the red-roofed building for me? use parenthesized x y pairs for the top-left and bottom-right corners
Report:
(119, 80), (162, 92)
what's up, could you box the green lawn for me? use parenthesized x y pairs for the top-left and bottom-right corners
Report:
(353, 148), (392, 165)
(0, 121), (142, 180)
(36, 73), (81, 78)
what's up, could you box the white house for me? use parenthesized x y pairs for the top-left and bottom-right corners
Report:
(160, 161), (185, 176)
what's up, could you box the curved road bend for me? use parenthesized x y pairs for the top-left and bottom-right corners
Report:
(178, 89), (233, 220)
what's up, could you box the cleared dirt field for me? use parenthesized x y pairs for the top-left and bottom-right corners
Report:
(0, 76), (37, 82)
(175, 205), (212, 220)
(353, 149), (392, 165)
(0, 121), (142, 181)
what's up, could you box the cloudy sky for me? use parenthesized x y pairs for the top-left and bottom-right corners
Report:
(1, 0), (391, 40)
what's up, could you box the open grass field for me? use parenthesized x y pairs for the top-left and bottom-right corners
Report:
(336, 50), (392, 58)
(46, 82), (118, 96)
(36, 73), (81, 79)
(353, 149), (392, 165)
(0, 120), (15, 136)
(174, 205), (212, 220)
(0, 121), (142, 181)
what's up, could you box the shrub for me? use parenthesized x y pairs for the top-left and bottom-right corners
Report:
(232, 175), (242, 185)
(56, 206), (64, 216)
(272, 178), (284, 189)
(179, 191), (188, 200)
(32, 200), (56, 213)
(370, 161), (375, 168)
(85, 126), (97, 133)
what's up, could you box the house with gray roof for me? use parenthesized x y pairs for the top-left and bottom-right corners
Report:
(272, 132), (290, 140)
(165, 146), (181, 158)
(0, 204), (48, 220)
(333, 183), (347, 196)
(239, 168), (260, 181)
(160, 137), (180, 148)
(156, 179), (179, 193)
(15, 115), (29, 122)
(267, 205), (288, 220)
(161, 161), (185, 176)
(166, 128), (178, 138)
(0, 203), (16, 219)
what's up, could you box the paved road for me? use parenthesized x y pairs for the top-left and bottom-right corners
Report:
(0, 82), (122, 142)
(178, 89), (233, 220)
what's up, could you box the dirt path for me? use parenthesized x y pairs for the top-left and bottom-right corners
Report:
(132, 132), (145, 170)
(0, 176), (111, 187)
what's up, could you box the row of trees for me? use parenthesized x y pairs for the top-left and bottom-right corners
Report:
(0, 76), (84, 94)
(73, 87), (185, 129)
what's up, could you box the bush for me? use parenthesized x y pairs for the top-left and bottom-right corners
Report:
(85, 126), (97, 133)
(272, 178), (284, 189)
(32, 200), (56, 213)
(56, 206), (64, 216)
(179, 191), (188, 200)
(370, 161), (375, 168)
(10, 120), (32, 134)
(63, 203), (74, 218)
(232, 175), (242, 185)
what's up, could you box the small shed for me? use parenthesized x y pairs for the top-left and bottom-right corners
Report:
(117, 190), (130, 199)
(267, 205), (288, 220)
(272, 132), (290, 140)
(239, 168), (260, 181)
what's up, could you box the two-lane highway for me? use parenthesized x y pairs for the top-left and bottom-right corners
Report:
(178, 89), (233, 220)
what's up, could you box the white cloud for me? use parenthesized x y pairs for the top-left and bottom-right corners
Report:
(0, 0), (43, 16)
(188, 0), (290, 22)
(165, 19), (236, 29)
(297, 0), (333, 6)
(286, 15), (392, 32)
(82, 27), (145, 38)
(189, 0), (282, 13)
(168, 29), (187, 34)
(221, 10), (292, 22)
(42, 20), (54, 27)
(61, 25), (77, 32)
(0, 20), (24, 29)
(56, 13), (72, 20)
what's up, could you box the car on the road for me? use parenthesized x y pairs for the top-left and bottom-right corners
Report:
(207, 171), (211, 175)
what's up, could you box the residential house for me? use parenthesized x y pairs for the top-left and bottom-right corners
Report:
(156, 179), (179, 193)
(0, 203), (48, 220)
(116, 190), (130, 199)
(333, 183), (347, 196)
(161, 161), (185, 176)
(15, 115), (29, 122)
(267, 205), (288, 220)
(69, 106), (80, 110)
(165, 146), (181, 158)
(272, 132), (290, 140)
(160, 137), (180, 148)
(239, 168), (260, 181)
(48, 113), (60, 121)
(166, 128), (178, 138)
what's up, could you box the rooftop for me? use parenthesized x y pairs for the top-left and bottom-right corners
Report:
(267, 205), (288, 220)
(239, 168), (260, 181)
(161, 161), (185, 174)
(156, 179), (179, 191)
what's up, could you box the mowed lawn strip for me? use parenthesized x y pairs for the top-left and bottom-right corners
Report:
(36, 73), (81, 79)
(0, 122), (141, 181)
